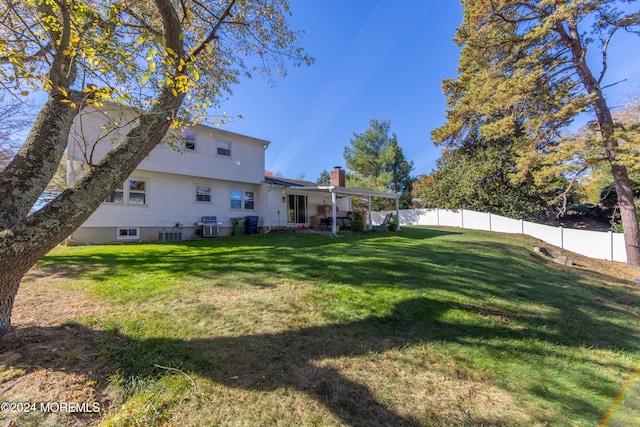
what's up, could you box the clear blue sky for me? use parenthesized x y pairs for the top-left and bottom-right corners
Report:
(217, 0), (640, 183)
(218, 1), (462, 182)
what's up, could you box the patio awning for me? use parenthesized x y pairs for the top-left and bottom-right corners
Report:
(293, 186), (400, 200)
(284, 185), (400, 234)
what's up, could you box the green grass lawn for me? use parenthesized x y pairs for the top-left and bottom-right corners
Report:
(2, 226), (640, 426)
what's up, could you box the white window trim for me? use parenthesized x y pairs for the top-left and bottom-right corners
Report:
(195, 184), (213, 204)
(244, 190), (255, 210)
(216, 139), (232, 158)
(184, 129), (197, 152)
(230, 188), (255, 210)
(117, 227), (140, 240)
(230, 188), (242, 210)
(105, 178), (149, 206)
(105, 183), (125, 204)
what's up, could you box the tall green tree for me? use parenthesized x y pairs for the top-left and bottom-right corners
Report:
(316, 169), (330, 185)
(433, 0), (640, 266)
(413, 131), (559, 220)
(0, 0), (311, 334)
(344, 119), (414, 207)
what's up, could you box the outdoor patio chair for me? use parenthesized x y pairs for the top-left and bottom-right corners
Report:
(380, 213), (393, 227)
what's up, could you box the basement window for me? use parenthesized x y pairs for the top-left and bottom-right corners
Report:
(117, 227), (139, 240)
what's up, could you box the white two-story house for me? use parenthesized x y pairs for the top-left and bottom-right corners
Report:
(66, 105), (399, 244)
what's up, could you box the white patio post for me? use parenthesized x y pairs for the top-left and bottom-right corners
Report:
(395, 195), (401, 231)
(367, 197), (373, 230)
(331, 187), (337, 235)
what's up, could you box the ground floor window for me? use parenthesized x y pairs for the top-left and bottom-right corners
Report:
(288, 194), (307, 224)
(195, 184), (212, 203)
(230, 189), (255, 209)
(244, 191), (254, 209)
(117, 227), (139, 240)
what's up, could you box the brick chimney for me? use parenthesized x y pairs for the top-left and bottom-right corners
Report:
(330, 166), (345, 187)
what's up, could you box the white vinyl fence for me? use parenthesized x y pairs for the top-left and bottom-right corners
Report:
(371, 208), (627, 263)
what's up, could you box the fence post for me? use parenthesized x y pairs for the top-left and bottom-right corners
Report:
(461, 209), (464, 229)
(436, 208), (440, 226)
(488, 212), (492, 231)
(560, 226), (564, 249)
(610, 231), (614, 261)
(521, 219), (524, 235)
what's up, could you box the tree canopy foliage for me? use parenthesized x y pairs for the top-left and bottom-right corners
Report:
(413, 131), (559, 220)
(433, 0), (640, 266)
(316, 169), (330, 185)
(0, 0), (311, 334)
(344, 119), (414, 208)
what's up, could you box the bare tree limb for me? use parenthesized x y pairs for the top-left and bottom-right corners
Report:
(188, 0), (236, 60)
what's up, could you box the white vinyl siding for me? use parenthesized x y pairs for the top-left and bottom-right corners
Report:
(68, 107), (269, 185)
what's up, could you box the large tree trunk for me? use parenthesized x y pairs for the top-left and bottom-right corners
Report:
(562, 20), (640, 267)
(0, 276), (20, 336)
(0, 0), (238, 334)
(610, 163), (640, 266)
(0, 89), (185, 334)
(0, 95), (79, 229)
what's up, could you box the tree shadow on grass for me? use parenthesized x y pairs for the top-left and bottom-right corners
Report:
(4, 299), (450, 426)
(2, 295), (635, 426)
(8, 227), (640, 424)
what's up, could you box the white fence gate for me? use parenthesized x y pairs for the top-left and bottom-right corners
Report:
(371, 208), (627, 263)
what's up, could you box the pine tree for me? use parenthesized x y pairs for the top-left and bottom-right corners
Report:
(433, 0), (640, 266)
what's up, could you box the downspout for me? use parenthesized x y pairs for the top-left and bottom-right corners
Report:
(266, 182), (272, 233)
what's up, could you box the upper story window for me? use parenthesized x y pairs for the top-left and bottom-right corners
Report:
(105, 179), (148, 206)
(217, 139), (231, 157)
(195, 184), (212, 203)
(184, 128), (197, 151)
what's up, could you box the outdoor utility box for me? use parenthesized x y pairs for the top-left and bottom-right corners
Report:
(232, 217), (246, 236)
(245, 216), (259, 235)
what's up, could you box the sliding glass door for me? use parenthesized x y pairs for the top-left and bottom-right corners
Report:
(287, 194), (307, 224)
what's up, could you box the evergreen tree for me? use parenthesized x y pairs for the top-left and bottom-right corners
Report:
(316, 169), (330, 185)
(344, 119), (414, 207)
(433, 0), (640, 266)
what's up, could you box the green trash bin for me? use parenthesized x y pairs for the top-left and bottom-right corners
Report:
(232, 217), (246, 236)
